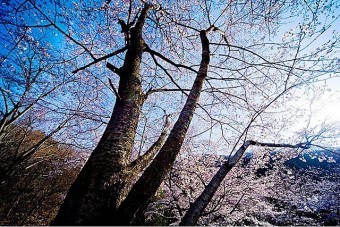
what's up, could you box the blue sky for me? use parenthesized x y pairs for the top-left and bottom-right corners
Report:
(1, 0), (339, 150)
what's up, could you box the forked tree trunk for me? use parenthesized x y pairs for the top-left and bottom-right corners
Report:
(107, 30), (211, 225)
(51, 4), (152, 225)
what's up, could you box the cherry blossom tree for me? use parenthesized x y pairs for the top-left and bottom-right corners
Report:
(0, 0), (112, 182)
(49, 0), (337, 225)
(180, 128), (339, 225)
(1, 0), (338, 225)
(145, 136), (338, 225)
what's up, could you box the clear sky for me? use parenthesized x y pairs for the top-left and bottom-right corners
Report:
(1, 0), (338, 150)
(279, 13), (340, 133)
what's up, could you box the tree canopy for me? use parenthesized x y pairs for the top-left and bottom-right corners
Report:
(0, 0), (339, 225)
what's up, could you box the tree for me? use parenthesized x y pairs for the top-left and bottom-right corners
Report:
(143, 134), (339, 225)
(0, 125), (85, 225)
(0, 1), (108, 182)
(0, 26), (72, 181)
(180, 138), (316, 225)
(1, 0), (338, 225)
(54, 0), (338, 225)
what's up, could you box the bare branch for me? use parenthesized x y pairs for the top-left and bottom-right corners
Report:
(72, 47), (128, 74)
(106, 62), (122, 75)
(129, 115), (170, 173)
(145, 45), (198, 73)
(145, 88), (191, 97)
(108, 78), (121, 100)
(28, 0), (96, 59)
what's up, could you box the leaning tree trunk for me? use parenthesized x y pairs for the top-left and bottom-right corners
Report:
(106, 30), (211, 225)
(179, 140), (255, 226)
(180, 140), (311, 225)
(51, 5), (152, 225)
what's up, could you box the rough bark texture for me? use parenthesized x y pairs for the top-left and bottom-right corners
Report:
(108, 30), (211, 226)
(51, 5), (151, 225)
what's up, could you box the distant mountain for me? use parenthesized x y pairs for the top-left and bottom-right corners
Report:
(239, 149), (340, 176)
(285, 150), (340, 171)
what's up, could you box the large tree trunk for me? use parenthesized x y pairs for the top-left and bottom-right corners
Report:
(51, 5), (152, 225)
(108, 30), (211, 225)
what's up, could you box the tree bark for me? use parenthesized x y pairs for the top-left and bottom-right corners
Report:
(109, 30), (211, 225)
(51, 4), (152, 225)
(180, 140), (310, 226)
